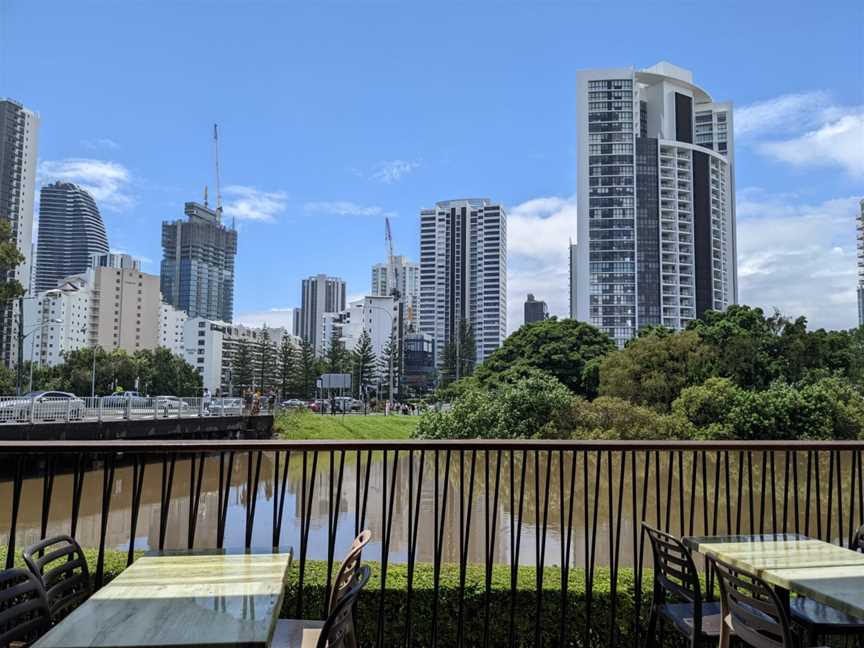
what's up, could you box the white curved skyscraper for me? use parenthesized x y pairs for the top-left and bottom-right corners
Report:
(35, 181), (109, 292)
(571, 62), (737, 346)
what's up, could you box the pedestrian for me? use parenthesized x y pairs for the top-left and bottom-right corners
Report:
(251, 391), (261, 416)
(202, 387), (211, 416)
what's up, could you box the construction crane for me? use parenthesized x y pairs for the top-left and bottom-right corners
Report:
(385, 217), (400, 301)
(213, 123), (228, 227)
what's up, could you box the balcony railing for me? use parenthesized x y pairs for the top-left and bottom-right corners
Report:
(2, 439), (863, 646)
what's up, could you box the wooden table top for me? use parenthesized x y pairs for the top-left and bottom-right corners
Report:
(685, 534), (864, 620)
(33, 550), (293, 648)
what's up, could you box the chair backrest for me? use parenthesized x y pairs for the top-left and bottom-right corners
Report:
(316, 565), (371, 648)
(710, 556), (794, 648)
(328, 530), (371, 614)
(22, 535), (91, 622)
(642, 523), (703, 606)
(851, 523), (864, 552)
(0, 568), (50, 646)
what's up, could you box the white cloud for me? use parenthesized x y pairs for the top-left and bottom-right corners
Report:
(304, 201), (395, 218)
(757, 113), (864, 177)
(39, 158), (133, 210)
(735, 92), (864, 177)
(81, 137), (120, 150)
(221, 185), (287, 222)
(236, 307), (297, 330)
(370, 160), (420, 184)
(736, 190), (861, 330)
(506, 195), (577, 332)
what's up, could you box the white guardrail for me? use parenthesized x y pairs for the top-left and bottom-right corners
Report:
(0, 395), (270, 424)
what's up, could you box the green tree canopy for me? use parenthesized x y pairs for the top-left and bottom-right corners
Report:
(473, 318), (615, 396)
(352, 330), (377, 399)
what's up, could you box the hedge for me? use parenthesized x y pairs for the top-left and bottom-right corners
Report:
(2, 548), (669, 647)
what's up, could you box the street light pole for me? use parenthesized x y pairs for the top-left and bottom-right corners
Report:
(16, 296), (23, 396)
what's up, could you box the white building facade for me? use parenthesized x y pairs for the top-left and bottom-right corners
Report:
(419, 199), (507, 366)
(371, 256), (420, 326)
(160, 302), (188, 356)
(322, 295), (396, 360)
(571, 62), (737, 346)
(24, 276), (91, 367)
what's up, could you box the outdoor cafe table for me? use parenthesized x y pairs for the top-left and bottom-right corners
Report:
(684, 533), (864, 621)
(32, 548), (294, 648)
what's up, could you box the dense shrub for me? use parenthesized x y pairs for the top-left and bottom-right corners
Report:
(561, 395), (691, 440)
(473, 318), (615, 397)
(673, 377), (864, 440)
(414, 374), (574, 439)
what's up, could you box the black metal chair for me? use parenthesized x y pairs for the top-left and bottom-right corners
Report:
(21, 535), (91, 623)
(271, 531), (372, 648)
(642, 523), (723, 647)
(709, 554), (829, 648)
(0, 568), (51, 646)
(790, 522), (864, 646)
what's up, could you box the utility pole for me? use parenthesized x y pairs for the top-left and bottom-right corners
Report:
(15, 296), (23, 395)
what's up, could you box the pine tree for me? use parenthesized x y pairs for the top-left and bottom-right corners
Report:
(325, 334), (349, 374)
(234, 339), (254, 392)
(352, 330), (377, 399)
(298, 338), (317, 399)
(257, 328), (274, 392)
(278, 335), (297, 400)
(378, 331), (400, 401)
(440, 319), (476, 385)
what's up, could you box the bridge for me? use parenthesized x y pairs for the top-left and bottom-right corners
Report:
(0, 394), (275, 440)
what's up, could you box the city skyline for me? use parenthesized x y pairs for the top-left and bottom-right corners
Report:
(1, 1), (861, 335)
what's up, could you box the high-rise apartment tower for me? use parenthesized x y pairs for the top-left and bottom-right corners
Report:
(299, 274), (346, 354)
(35, 182), (109, 292)
(0, 99), (39, 367)
(419, 198), (506, 367)
(571, 62), (737, 346)
(371, 255), (420, 324)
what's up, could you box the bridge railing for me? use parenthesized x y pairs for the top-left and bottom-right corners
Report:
(0, 395), (258, 424)
(1, 439), (863, 646)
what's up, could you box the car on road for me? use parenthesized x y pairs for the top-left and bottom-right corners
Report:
(100, 391), (150, 409)
(210, 397), (243, 415)
(0, 391), (86, 423)
(155, 396), (190, 415)
(280, 399), (306, 409)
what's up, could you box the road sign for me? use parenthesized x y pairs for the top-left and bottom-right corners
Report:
(320, 373), (352, 389)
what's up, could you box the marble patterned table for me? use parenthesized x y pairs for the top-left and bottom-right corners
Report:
(684, 533), (864, 620)
(33, 549), (294, 648)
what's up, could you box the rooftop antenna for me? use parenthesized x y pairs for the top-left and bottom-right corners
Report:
(203, 184), (209, 207)
(213, 123), (228, 227)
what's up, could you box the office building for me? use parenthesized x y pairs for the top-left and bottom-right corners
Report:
(403, 332), (435, 394)
(858, 199), (864, 326)
(0, 99), (40, 367)
(524, 294), (549, 324)
(571, 62), (737, 346)
(299, 274), (346, 354)
(35, 182), (109, 292)
(371, 256), (420, 326)
(419, 198), (507, 366)
(24, 276), (91, 367)
(161, 201), (237, 322)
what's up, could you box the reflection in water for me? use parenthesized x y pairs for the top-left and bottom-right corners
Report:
(0, 451), (855, 568)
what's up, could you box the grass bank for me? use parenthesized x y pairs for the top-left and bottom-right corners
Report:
(274, 409), (418, 439)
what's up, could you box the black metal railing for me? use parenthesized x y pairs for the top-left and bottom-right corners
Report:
(2, 439), (864, 646)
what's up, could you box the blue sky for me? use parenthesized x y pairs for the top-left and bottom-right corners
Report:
(2, 0), (862, 331)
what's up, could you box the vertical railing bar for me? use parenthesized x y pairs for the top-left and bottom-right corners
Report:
(297, 450), (318, 617)
(405, 449), (425, 647)
(217, 451), (235, 549)
(836, 449), (844, 546)
(431, 449), (451, 648)
(559, 449), (575, 647)
(636, 449), (651, 644)
(747, 450), (755, 535)
(782, 451), (791, 533)
(95, 453), (116, 588)
(586, 449), (602, 647)
(360, 449), (372, 532)
(711, 451), (721, 536)
(158, 453), (176, 551)
(354, 449), (361, 537)
(324, 450), (336, 615)
(827, 451), (835, 543)
(188, 453), (206, 549)
(456, 449), (476, 648)
(735, 451), (744, 534)
(533, 450), (551, 648)
(609, 450), (627, 646)
(815, 450), (823, 540)
(274, 450), (292, 548)
(723, 451), (732, 534)
(244, 450), (263, 550)
(378, 450), (400, 648)
(5, 455), (24, 569)
(687, 451), (697, 536)
(759, 450), (768, 535)
(792, 450), (800, 536)
(848, 450), (857, 548)
(127, 455), (146, 566)
(509, 448), (527, 648)
(70, 453), (85, 538)
(39, 456), (56, 540)
(769, 450), (778, 534)
(664, 450), (674, 532)
(677, 450), (685, 538)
